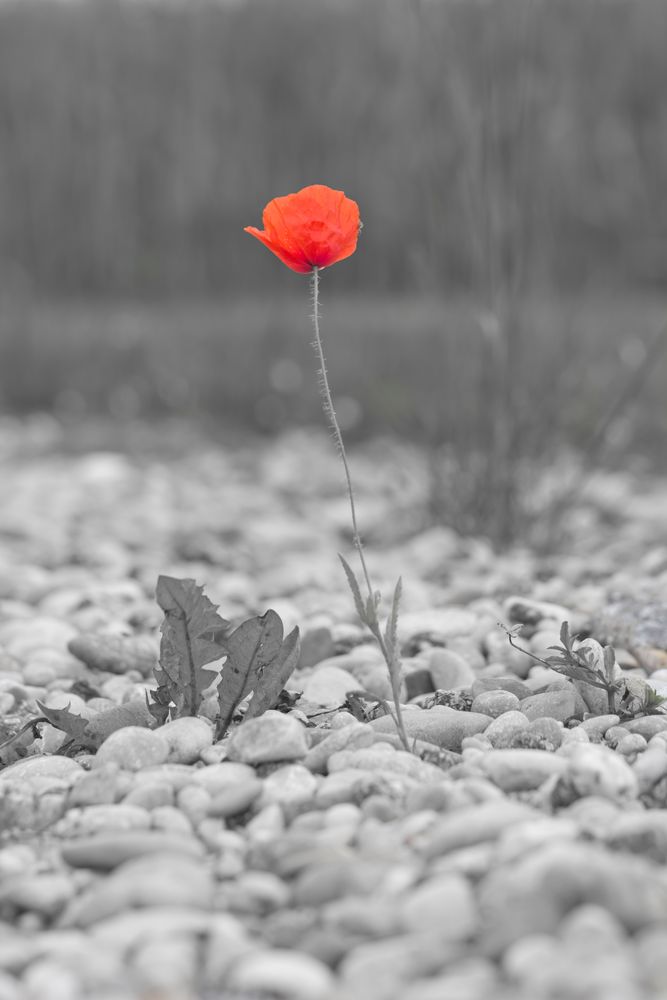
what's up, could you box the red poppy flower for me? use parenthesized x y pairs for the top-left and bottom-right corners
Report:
(244, 184), (360, 273)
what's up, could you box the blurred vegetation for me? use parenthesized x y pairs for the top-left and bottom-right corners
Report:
(0, 0), (665, 544)
(0, 0), (665, 296)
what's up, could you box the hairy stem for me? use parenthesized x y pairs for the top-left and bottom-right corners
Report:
(310, 267), (409, 751)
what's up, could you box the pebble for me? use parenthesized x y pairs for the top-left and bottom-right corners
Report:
(421, 801), (539, 859)
(426, 648), (476, 690)
(470, 690), (520, 718)
(2, 425), (667, 1000)
(299, 664), (360, 707)
(552, 743), (638, 806)
(226, 949), (335, 1000)
(400, 873), (478, 939)
(369, 706), (490, 751)
(60, 832), (204, 869)
(225, 711), (309, 764)
(520, 688), (578, 723)
(478, 748), (567, 792)
(483, 710), (530, 749)
(159, 716), (213, 764)
(91, 726), (169, 771)
(67, 632), (157, 677)
(59, 852), (214, 926)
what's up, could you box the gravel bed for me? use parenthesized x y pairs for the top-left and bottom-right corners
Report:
(1, 419), (667, 1000)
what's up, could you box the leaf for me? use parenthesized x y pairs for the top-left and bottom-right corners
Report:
(152, 575), (229, 722)
(603, 644), (616, 679)
(216, 609), (288, 738)
(339, 554), (368, 625)
(245, 625), (301, 721)
(36, 700), (90, 741)
(559, 621), (572, 651)
(384, 577), (402, 659)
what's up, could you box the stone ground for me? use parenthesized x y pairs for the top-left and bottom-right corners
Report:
(1, 417), (667, 1000)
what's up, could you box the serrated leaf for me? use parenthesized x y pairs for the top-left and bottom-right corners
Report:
(216, 609), (286, 737)
(245, 625), (301, 721)
(152, 575), (229, 721)
(384, 577), (402, 659)
(339, 554), (368, 624)
(36, 700), (90, 741)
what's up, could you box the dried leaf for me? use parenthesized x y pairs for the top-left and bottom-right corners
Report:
(339, 554), (368, 625)
(245, 625), (301, 720)
(35, 701), (89, 741)
(216, 609), (288, 738)
(152, 575), (229, 722)
(384, 577), (402, 659)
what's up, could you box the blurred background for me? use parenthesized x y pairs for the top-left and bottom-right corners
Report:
(0, 0), (665, 543)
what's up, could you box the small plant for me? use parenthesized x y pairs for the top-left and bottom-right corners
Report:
(2, 577), (301, 760)
(502, 620), (667, 718)
(150, 576), (301, 741)
(245, 185), (410, 751)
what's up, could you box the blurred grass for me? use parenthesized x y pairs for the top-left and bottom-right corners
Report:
(0, 0), (666, 296)
(0, 291), (664, 466)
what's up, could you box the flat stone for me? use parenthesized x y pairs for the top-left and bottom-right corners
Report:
(303, 722), (375, 774)
(369, 706), (490, 751)
(328, 744), (444, 784)
(59, 852), (213, 927)
(60, 832), (204, 870)
(67, 632), (157, 677)
(479, 749), (567, 792)
(471, 676), (533, 700)
(0, 756), (83, 785)
(421, 801), (539, 859)
(623, 716), (667, 739)
(520, 688), (578, 723)
(91, 726), (169, 771)
(225, 711), (308, 764)
(226, 949), (334, 1000)
(54, 803), (151, 837)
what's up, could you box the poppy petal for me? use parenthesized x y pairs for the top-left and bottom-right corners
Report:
(243, 226), (313, 273)
(245, 185), (360, 273)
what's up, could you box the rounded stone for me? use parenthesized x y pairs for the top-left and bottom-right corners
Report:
(91, 727), (170, 771)
(471, 690), (521, 718)
(159, 716), (214, 764)
(225, 711), (309, 765)
(226, 949), (334, 1000)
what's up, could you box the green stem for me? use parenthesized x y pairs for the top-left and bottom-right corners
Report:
(310, 267), (410, 752)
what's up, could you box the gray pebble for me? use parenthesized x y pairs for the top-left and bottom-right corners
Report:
(471, 690), (521, 718)
(159, 716), (214, 764)
(225, 711), (309, 764)
(60, 831), (204, 869)
(369, 706), (490, 752)
(91, 727), (169, 771)
(479, 749), (567, 792)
